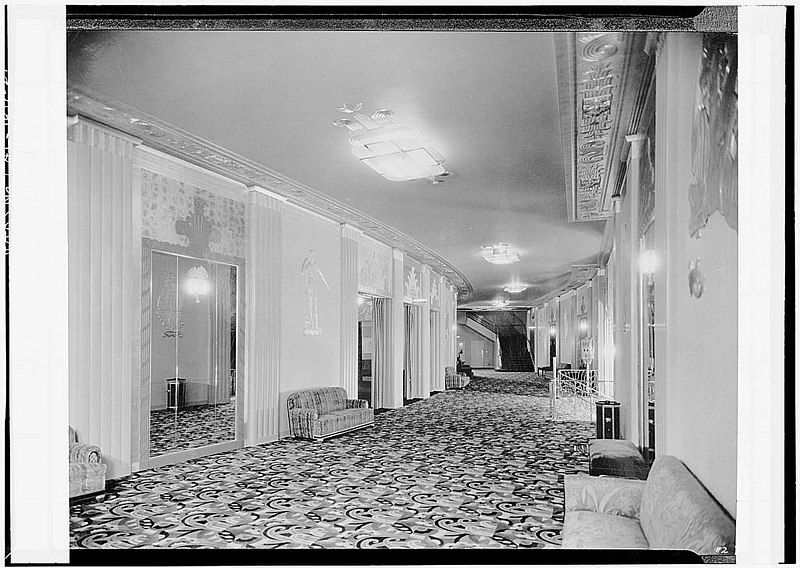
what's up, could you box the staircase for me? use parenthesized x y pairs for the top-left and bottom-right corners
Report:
(463, 310), (534, 372)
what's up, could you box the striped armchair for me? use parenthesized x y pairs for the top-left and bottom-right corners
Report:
(445, 366), (470, 389)
(69, 427), (106, 500)
(287, 387), (374, 441)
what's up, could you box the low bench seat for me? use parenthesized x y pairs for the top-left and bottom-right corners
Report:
(287, 387), (373, 441)
(589, 439), (649, 480)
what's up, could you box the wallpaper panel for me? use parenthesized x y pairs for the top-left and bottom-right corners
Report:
(141, 169), (247, 259)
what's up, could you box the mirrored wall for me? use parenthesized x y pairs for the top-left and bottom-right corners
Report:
(149, 250), (239, 458)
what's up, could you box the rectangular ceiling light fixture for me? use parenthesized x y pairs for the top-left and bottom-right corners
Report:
(334, 103), (449, 183)
(481, 244), (520, 265)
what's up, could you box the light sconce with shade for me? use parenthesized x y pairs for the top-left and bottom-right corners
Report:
(481, 244), (520, 265)
(549, 324), (557, 337)
(334, 103), (449, 183)
(503, 282), (528, 294)
(579, 317), (589, 335)
(185, 265), (210, 303)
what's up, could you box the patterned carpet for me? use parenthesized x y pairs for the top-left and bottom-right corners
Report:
(71, 373), (593, 549)
(465, 370), (550, 397)
(150, 400), (237, 457)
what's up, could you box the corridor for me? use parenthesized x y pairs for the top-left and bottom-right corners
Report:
(70, 373), (593, 549)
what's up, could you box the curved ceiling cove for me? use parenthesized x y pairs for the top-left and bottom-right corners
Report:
(67, 85), (473, 299)
(67, 31), (609, 308)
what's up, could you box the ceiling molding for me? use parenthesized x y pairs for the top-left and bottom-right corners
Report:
(67, 85), (473, 301)
(530, 264), (599, 307)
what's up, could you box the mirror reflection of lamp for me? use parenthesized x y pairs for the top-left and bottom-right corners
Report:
(186, 265), (210, 303)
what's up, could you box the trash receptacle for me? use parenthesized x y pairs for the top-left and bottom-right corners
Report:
(595, 400), (620, 439)
(166, 377), (186, 409)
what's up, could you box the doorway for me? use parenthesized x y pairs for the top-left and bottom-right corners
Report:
(357, 294), (374, 407)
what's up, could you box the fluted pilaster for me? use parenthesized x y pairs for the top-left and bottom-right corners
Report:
(340, 224), (360, 397)
(420, 266), (431, 398)
(246, 186), (284, 444)
(67, 117), (141, 479)
(389, 249), (405, 408)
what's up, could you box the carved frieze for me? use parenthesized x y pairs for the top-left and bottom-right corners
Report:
(357, 235), (392, 298)
(573, 33), (625, 221)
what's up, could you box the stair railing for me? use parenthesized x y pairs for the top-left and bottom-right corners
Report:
(549, 369), (607, 421)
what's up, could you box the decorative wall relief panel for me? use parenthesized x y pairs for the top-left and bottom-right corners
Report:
(688, 33), (738, 237)
(356, 234), (392, 298)
(576, 285), (591, 319)
(429, 273), (441, 309)
(403, 257), (423, 302)
(141, 170), (247, 258)
(301, 249), (332, 336)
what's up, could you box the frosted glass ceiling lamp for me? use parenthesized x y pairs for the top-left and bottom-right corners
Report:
(504, 282), (528, 293)
(334, 103), (449, 183)
(481, 244), (520, 265)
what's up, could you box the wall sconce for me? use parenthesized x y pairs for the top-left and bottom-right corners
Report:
(640, 250), (656, 276)
(549, 324), (557, 337)
(186, 266), (210, 303)
(579, 317), (589, 333)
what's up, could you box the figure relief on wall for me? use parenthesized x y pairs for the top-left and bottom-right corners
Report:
(359, 248), (391, 297)
(430, 276), (440, 307)
(688, 33), (738, 237)
(301, 249), (331, 336)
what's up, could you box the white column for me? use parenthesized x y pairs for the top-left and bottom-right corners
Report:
(340, 224), (360, 397)
(389, 249), (405, 407)
(420, 266), (432, 398)
(66, 118), (140, 480)
(246, 186), (283, 444)
(626, 133), (646, 449)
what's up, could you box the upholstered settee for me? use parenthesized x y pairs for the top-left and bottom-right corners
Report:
(69, 427), (106, 500)
(562, 455), (735, 555)
(287, 387), (373, 441)
(445, 366), (470, 389)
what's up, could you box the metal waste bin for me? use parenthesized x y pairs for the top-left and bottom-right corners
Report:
(595, 400), (620, 439)
(166, 377), (186, 409)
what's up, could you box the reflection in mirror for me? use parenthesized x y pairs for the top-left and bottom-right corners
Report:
(150, 251), (237, 458)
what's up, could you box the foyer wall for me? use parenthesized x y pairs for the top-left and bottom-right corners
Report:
(278, 205), (342, 436)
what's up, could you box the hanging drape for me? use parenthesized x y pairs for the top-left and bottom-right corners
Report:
(405, 305), (424, 399)
(372, 298), (392, 409)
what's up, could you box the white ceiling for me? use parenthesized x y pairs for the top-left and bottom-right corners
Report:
(68, 30), (606, 307)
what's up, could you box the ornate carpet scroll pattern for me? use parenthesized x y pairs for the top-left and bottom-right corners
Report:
(71, 373), (592, 549)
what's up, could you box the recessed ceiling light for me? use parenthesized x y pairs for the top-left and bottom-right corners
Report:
(481, 244), (520, 265)
(334, 103), (449, 183)
(504, 282), (528, 293)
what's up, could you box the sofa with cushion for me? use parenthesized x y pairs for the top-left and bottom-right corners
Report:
(562, 455), (735, 555)
(445, 366), (470, 389)
(69, 427), (106, 501)
(287, 386), (373, 441)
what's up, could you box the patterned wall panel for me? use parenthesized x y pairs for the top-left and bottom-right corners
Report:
(141, 170), (247, 259)
(356, 234), (392, 298)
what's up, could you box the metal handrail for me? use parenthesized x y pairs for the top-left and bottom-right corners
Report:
(550, 369), (610, 421)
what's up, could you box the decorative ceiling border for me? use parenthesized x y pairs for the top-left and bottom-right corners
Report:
(531, 264), (599, 307)
(67, 85), (473, 301)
